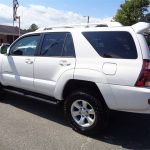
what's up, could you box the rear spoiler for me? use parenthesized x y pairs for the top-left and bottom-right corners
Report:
(132, 22), (150, 34)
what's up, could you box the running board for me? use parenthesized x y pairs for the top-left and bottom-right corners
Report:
(4, 88), (59, 105)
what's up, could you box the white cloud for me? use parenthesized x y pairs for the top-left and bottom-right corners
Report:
(0, 3), (112, 29)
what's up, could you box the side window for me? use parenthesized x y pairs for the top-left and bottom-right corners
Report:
(62, 33), (75, 57)
(41, 33), (66, 57)
(82, 31), (137, 59)
(10, 35), (40, 56)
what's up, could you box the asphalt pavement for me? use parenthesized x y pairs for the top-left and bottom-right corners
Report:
(0, 93), (150, 150)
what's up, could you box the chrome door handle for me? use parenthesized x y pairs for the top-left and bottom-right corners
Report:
(25, 59), (33, 64)
(59, 60), (71, 66)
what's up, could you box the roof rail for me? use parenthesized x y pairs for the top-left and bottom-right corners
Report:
(36, 22), (123, 31)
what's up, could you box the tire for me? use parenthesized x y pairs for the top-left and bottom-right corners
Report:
(64, 89), (109, 135)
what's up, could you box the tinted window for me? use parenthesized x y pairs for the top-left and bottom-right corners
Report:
(62, 33), (75, 57)
(83, 31), (137, 59)
(10, 35), (40, 56)
(41, 33), (66, 57)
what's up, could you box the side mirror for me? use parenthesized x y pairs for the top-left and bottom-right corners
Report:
(0, 45), (8, 54)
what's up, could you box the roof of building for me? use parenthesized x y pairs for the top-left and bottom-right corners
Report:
(0, 24), (26, 36)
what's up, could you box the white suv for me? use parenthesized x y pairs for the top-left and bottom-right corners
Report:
(0, 22), (150, 135)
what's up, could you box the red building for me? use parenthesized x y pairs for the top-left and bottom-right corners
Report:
(0, 24), (26, 44)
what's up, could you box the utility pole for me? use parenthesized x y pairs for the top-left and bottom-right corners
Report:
(16, 16), (21, 36)
(13, 0), (19, 41)
(12, 0), (15, 42)
(84, 16), (90, 27)
(87, 16), (90, 24)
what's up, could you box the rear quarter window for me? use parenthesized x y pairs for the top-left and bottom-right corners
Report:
(82, 31), (137, 59)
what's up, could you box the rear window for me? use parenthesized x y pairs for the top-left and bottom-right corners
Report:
(82, 31), (137, 59)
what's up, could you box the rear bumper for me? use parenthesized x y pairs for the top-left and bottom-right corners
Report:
(96, 83), (150, 114)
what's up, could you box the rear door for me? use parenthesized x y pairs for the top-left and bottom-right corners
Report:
(34, 32), (76, 96)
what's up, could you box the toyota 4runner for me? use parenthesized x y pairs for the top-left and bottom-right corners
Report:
(0, 22), (150, 135)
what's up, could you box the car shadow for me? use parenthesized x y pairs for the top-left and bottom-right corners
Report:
(3, 93), (68, 127)
(3, 93), (150, 149)
(93, 111), (150, 149)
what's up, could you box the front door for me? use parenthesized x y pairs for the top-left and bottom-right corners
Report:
(1, 34), (41, 91)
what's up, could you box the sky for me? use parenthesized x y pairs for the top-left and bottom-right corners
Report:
(0, 0), (126, 29)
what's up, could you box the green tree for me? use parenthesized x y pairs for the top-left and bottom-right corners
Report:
(27, 24), (38, 32)
(114, 0), (150, 26)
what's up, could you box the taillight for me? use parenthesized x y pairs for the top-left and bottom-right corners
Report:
(135, 59), (150, 87)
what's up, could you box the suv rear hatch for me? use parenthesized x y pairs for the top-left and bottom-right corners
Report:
(133, 23), (150, 87)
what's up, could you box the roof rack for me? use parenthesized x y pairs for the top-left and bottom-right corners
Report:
(36, 22), (123, 31)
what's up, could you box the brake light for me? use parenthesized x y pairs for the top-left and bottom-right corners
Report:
(135, 60), (150, 87)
